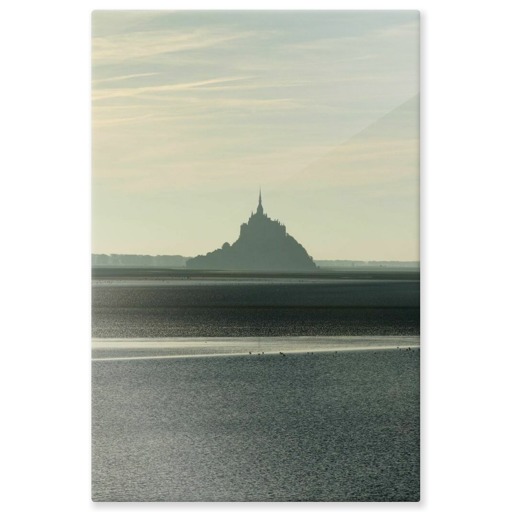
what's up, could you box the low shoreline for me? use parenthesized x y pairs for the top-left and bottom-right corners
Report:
(92, 335), (420, 361)
(92, 267), (420, 282)
(92, 345), (419, 362)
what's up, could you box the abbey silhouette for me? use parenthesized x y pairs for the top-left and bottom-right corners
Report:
(186, 191), (317, 271)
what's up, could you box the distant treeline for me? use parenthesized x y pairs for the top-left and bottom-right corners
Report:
(315, 260), (420, 269)
(92, 254), (419, 269)
(92, 254), (190, 267)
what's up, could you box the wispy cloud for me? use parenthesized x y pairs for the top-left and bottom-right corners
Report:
(92, 76), (253, 101)
(284, 20), (418, 53)
(291, 96), (419, 189)
(92, 113), (155, 127)
(93, 72), (161, 84)
(93, 29), (255, 64)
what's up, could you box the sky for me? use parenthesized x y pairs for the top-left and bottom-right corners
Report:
(92, 11), (419, 260)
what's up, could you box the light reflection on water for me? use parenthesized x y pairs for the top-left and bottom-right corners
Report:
(92, 345), (420, 502)
(92, 280), (420, 338)
(92, 281), (420, 501)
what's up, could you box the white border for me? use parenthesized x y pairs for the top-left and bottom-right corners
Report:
(3, 1), (512, 510)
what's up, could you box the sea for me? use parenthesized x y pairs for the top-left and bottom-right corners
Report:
(92, 276), (420, 502)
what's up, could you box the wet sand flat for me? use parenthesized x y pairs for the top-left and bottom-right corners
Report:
(92, 335), (419, 360)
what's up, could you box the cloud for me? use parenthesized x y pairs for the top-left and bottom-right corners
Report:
(92, 28), (255, 65)
(92, 76), (253, 101)
(284, 20), (418, 53)
(92, 11), (165, 38)
(92, 72), (161, 84)
(290, 95), (419, 190)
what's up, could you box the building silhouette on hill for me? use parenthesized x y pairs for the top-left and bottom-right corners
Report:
(186, 191), (317, 271)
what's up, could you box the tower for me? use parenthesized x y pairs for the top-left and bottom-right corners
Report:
(256, 188), (264, 216)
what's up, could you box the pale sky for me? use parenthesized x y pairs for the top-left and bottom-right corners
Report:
(92, 11), (419, 260)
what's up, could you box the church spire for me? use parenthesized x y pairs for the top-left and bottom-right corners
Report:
(257, 188), (264, 215)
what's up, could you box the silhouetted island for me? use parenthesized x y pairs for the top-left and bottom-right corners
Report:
(187, 191), (317, 271)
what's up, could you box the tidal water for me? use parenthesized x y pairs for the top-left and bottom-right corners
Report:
(92, 280), (419, 337)
(92, 278), (420, 501)
(92, 347), (420, 501)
